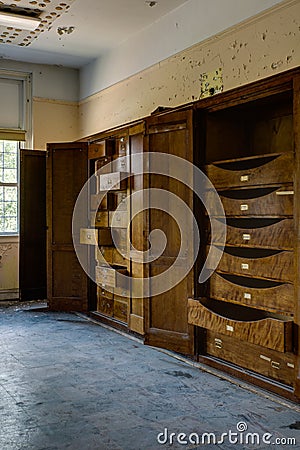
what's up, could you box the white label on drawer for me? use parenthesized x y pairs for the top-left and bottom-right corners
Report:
(226, 325), (234, 332)
(243, 234), (251, 240)
(260, 354), (271, 362)
(244, 292), (251, 299)
(287, 363), (295, 368)
(240, 204), (249, 211)
(276, 190), (294, 196)
(240, 175), (249, 182)
(241, 263), (249, 270)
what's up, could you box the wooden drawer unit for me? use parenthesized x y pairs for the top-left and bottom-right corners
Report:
(80, 228), (112, 246)
(95, 265), (127, 288)
(208, 185), (294, 217)
(99, 172), (128, 191)
(211, 217), (294, 250)
(212, 246), (294, 283)
(206, 152), (293, 189)
(210, 272), (294, 315)
(116, 136), (128, 156)
(109, 210), (128, 228)
(113, 297), (128, 322)
(206, 331), (295, 386)
(90, 193), (117, 211)
(188, 298), (293, 352)
(91, 211), (109, 228)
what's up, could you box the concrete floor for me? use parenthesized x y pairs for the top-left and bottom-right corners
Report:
(0, 302), (300, 450)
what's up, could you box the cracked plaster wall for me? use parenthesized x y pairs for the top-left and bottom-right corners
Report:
(79, 0), (300, 138)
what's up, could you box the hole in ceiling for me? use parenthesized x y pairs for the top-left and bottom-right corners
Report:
(145, 1), (158, 6)
(57, 25), (74, 36)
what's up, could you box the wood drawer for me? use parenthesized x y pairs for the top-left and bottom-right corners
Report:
(112, 155), (129, 173)
(99, 172), (128, 191)
(95, 246), (114, 265)
(211, 245), (294, 282)
(90, 193), (117, 211)
(210, 272), (294, 315)
(97, 286), (113, 299)
(113, 298), (128, 322)
(95, 265), (127, 288)
(97, 294), (114, 316)
(80, 228), (112, 246)
(88, 140), (114, 159)
(205, 331), (295, 386)
(206, 152), (293, 189)
(113, 248), (129, 267)
(116, 136), (128, 156)
(188, 298), (293, 352)
(113, 192), (128, 210)
(91, 211), (109, 228)
(95, 156), (112, 174)
(111, 228), (128, 253)
(208, 185), (293, 217)
(109, 210), (128, 228)
(211, 217), (294, 250)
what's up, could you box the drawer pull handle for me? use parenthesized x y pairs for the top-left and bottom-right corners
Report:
(226, 325), (234, 332)
(240, 204), (249, 211)
(271, 361), (280, 370)
(244, 292), (251, 300)
(260, 354), (271, 362)
(240, 175), (249, 182)
(241, 263), (249, 270)
(214, 338), (222, 349)
(243, 234), (251, 240)
(276, 190), (294, 196)
(287, 363), (295, 369)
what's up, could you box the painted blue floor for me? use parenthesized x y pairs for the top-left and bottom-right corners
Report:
(0, 302), (299, 450)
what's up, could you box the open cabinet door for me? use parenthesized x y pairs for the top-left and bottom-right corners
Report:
(19, 150), (47, 301)
(144, 109), (194, 355)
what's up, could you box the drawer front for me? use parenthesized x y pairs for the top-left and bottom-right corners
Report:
(116, 136), (128, 156)
(95, 156), (112, 174)
(80, 228), (97, 245)
(114, 192), (128, 210)
(112, 155), (129, 173)
(97, 294), (114, 316)
(91, 211), (109, 228)
(96, 265), (127, 288)
(95, 246), (113, 265)
(114, 286), (130, 298)
(113, 298), (128, 322)
(109, 210), (128, 228)
(211, 246), (294, 282)
(99, 172), (128, 191)
(206, 331), (295, 386)
(188, 298), (293, 352)
(97, 286), (113, 300)
(112, 228), (128, 253)
(88, 140), (114, 159)
(113, 248), (129, 267)
(210, 272), (294, 315)
(209, 186), (293, 217)
(211, 218), (294, 250)
(98, 229), (113, 246)
(206, 152), (293, 189)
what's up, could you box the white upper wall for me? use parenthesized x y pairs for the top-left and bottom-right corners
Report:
(0, 59), (79, 102)
(80, 0), (285, 100)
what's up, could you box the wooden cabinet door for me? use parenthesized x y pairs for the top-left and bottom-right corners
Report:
(144, 109), (194, 354)
(19, 150), (47, 301)
(47, 142), (88, 311)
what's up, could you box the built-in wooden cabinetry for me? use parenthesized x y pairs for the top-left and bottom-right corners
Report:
(47, 67), (300, 401)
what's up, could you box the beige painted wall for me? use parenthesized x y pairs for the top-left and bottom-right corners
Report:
(79, 0), (300, 138)
(0, 236), (19, 300)
(33, 98), (79, 150)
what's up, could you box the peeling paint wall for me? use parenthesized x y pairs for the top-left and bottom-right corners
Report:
(79, 0), (300, 138)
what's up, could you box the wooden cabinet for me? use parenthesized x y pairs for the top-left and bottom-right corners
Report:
(189, 68), (300, 401)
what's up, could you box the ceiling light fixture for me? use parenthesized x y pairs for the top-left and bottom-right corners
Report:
(0, 11), (41, 31)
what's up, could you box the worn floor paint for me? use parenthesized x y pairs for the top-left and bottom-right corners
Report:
(0, 302), (299, 449)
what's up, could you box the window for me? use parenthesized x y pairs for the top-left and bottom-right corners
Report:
(0, 140), (19, 234)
